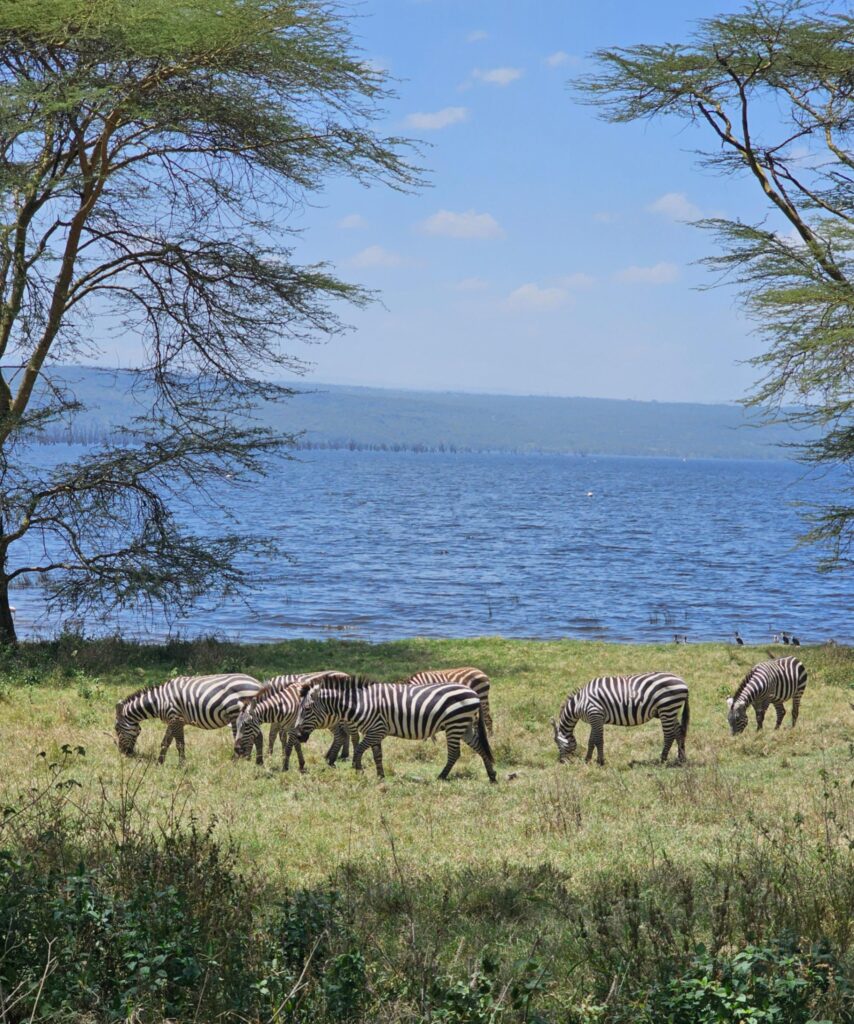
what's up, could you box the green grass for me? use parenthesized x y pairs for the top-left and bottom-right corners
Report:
(1, 636), (851, 887)
(2, 636), (852, 1022)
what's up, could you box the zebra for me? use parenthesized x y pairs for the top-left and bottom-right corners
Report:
(233, 672), (357, 769)
(726, 656), (807, 734)
(115, 673), (262, 764)
(294, 678), (497, 782)
(320, 666), (494, 765)
(552, 672), (690, 766)
(403, 667), (494, 733)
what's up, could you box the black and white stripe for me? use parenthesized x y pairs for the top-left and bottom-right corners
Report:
(552, 672), (689, 765)
(294, 678), (497, 782)
(403, 667), (494, 733)
(727, 656), (807, 734)
(233, 672), (356, 769)
(115, 673), (262, 764)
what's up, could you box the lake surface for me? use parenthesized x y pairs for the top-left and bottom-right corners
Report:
(11, 448), (852, 644)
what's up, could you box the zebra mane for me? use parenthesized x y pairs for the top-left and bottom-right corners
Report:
(731, 667), (757, 702)
(315, 673), (379, 689)
(116, 681), (163, 710)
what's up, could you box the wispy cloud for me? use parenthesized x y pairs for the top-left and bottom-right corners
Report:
(615, 262), (679, 285)
(544, 51), (579, 67)
(404, 106), (469, 131)
(467, 29), (488, 42)
(593, 211), (618, 224)
(454, 276), (490, 291)
(350, 245), (404, 268)
(420, 209), (504, 239)
(471, 67), (523, 87)
(337, 213), (368, 230)
(505, 283), (569, 311)
(647, 192), (702, 222)
(557, 272), (595, 290)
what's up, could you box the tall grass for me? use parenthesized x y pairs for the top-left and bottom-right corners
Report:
(0, 636), (852, 1021)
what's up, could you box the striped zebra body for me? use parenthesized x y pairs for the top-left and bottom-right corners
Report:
(553, 672), (689, 766)
(233, 672), (357, 769)
(403, 667), (494, 733)
(115, 673), (262, 764)
(727, 656), (807, 734)
(295, 679), (497, 782)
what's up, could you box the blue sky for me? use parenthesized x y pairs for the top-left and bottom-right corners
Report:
(126, 1), (801, 402)
(287, 0), (786, 404)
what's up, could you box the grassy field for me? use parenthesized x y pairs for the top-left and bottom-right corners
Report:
(1, 635), (852, 1022)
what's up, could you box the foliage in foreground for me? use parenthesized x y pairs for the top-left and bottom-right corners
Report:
(0, 751), (851, 1024)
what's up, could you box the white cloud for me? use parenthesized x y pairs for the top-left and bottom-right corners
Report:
(615, 262), (679, 285)
(557, 272), (595, 290)
(337, 213), (368, 230)
(350, 245), (403, 268)
(472, 67), (523, 87)
(467, 29), (488, 42)
(404, 106), (469, 131)
(647, 192), (702, 222)
(593, 211), (618, 223)
(454, 276), (490, 291)
(420, 209), (504, 239)
(505, 283), (569, 311)
(545, 51), (569, 66)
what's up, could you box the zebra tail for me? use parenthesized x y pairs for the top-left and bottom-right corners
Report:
(681, 697), (690, 737)
(476, 709), (494, 763)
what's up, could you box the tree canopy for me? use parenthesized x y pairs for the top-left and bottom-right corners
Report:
(0, 0), (419, 640)
(578, 0), (854, 568)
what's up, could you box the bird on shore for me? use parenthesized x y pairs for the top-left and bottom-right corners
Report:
(781, 633), (791, 645)
(735, 631), (744, 645)
(791, 635), (801, 646)
(673, 633), (689, 644)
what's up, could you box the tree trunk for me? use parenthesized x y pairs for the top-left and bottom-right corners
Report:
(0, 573), (16, 644)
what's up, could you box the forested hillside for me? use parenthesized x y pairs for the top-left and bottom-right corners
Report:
(34, 366), (811, 459)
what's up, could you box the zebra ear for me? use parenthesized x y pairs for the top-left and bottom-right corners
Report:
(726, 697), (734, 707)
(299, 682), (311, 699)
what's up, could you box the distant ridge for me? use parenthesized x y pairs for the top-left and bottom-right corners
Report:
(33, 366), (812, 460)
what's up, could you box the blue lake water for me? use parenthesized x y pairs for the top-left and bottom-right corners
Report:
(10, 448), (852, 644)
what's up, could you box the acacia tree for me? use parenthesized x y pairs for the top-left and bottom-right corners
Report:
(0, 0), (418, 641)
(578, 0), (854, 568)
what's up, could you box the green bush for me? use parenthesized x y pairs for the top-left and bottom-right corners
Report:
(642, 939), (851, 1024)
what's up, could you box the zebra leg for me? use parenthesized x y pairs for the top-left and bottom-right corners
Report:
(283, 739), (292, 771)
(463, 720), (497, 782)
(773, 700), (786, 729)
(586, 720), (605, 765)
(791, 694), (802, 727)
(158, 722), (176, 764)
(370, 743), (384, 779)
(438, 732), (462, 781)
(660, 717), (677, 763)
(269, 723), (280, 758)
(174, 723), (186, 764)
(353, 730), (385, 777)
(285, 739), (306, 773)
(755, 703), (767, 730)
(254, 729), (264, 766)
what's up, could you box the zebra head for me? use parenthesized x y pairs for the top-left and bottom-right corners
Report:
(726, 696), (749, 735)
(551, 715), (577, 763)
(114, 701), (141, 755)
(233, 700), (261, 758)
(294, 683), (339, 742)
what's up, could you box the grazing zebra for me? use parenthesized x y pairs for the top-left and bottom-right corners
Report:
(294, 678), (497, 782)
(552, 672), (690, 766)
(233, 673), (357, 769)
(727, 656), (807, 734)
(403, 667), (494, 733)
(115, 673), (262, 764)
